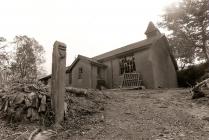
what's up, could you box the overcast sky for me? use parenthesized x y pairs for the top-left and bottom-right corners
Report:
(0, 0), (178, 74)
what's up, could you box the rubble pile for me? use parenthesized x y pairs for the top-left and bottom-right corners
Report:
(62, 87), (106, 131)
(0, 84), (107, 129)
(0, 82), (53, 125)
(65, 87), (106, 115)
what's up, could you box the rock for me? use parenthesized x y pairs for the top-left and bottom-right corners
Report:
(163, 130), (169, 134)
(202, 116), (209, 121)
(39, 95), (46, 112)
(30, 93), (39, 108)
(4, 100), (8, 112)
(27, 108), (32, 118)
(100, 114), (104, 122)
(14, 107), (24, 121)
(31, 108), (39, 121)
(179, 133), (185, 137)
(13, 93), (25, 105)
(33, 129), (57, 140)
(25, 97), (32, 107)
(28, 129), (57, 140)
(159, 133), (164, 137)
(159, 105), (168, 108)
(64, 102), (67, 115)
(192, 90), (205, 99)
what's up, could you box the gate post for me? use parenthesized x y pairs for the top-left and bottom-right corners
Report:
(51, 41), (66, 124)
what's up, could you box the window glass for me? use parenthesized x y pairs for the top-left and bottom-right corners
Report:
(119, 56), (136, 75)
(78, 67), (83, 79)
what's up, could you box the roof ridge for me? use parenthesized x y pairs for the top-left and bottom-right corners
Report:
(92, 35), (162, 60)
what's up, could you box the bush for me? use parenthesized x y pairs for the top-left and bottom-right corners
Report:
(177, 62), (208, 87)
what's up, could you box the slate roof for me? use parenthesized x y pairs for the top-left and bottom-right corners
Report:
(66, 55), (106, 72)
(93, 34), (178, 70)
(93, 35), (161, 61)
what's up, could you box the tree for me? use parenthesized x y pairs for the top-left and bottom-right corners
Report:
(0, 37), (8, 69)
(158, 0), (209, 68)
(11, 35), (46, 81)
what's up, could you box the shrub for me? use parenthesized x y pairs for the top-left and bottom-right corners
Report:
(177, 62), (208, 87)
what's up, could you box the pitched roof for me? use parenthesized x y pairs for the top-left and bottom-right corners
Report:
(78, 55), (103, 65)
(145, 21), (159, 34)
(93, 35), (161, 61)
(40, 55), (106, 81)
(66, 55), (106, 72)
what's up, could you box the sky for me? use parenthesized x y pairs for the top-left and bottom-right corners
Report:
(0, 0), (178, 75)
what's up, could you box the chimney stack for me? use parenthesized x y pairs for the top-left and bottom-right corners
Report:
(145, 21), (161, 38)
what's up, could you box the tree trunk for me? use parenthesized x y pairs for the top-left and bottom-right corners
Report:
(201, 22), (209, 64)
(202, 46), (209, 63)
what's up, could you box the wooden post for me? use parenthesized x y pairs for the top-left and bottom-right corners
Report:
(51, 41), (66, 124)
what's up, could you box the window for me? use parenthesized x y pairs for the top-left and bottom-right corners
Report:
(78, 67), (83, 79)
(69, 72), (72, 84)
(97, 67), (101, 78)
(119, 55), (136, 75)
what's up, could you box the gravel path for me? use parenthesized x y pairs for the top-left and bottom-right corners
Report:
(70, 89), (209, 140)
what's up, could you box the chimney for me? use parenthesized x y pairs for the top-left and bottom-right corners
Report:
(145, 21), (161, 38)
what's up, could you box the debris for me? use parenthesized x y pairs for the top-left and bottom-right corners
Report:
(28, 129), (57, 140)
(159, 133), (164, 137)
(192, 90), (205, 99)
(179, 133), (185, 137)
(39, 95), (46, 112)
(191, 78), (209, 99)
(0, 82), (53, 124)
(202, 116), (209, 121)
(0, 83), (106, 139)
(66, 87), (88, 97)
(159, 106), (168, 108)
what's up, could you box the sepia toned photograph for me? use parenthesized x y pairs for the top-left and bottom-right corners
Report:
(0, 0), (208, 139)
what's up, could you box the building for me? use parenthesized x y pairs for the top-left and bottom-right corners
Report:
(40, 22), (178, 89)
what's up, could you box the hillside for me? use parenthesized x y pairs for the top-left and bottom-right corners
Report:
(1, 89), (209, 139)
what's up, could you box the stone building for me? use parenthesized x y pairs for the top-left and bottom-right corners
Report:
(40, 22), (178, 89)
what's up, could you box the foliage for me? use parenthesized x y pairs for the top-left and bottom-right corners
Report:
(0, 37), (8, 69)
(158, 0), (209, 67)
(10, 36), (46, 82)
(177, 62), (208, 87)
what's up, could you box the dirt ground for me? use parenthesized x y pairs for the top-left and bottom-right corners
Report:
(2, 89), (209, 140)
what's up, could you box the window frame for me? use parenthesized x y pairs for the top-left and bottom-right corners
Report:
(78, 67), (83, 79)
(119, 55), (136, 75)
